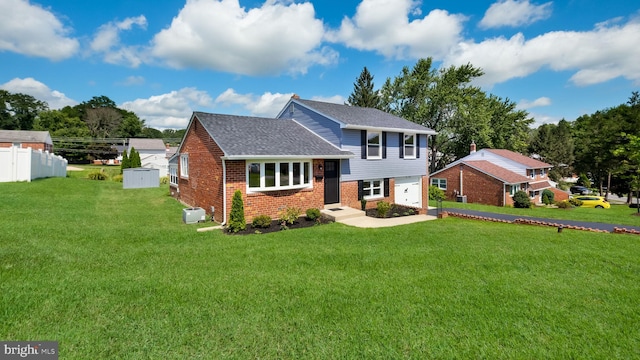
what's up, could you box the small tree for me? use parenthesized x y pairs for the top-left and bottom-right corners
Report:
(129, 147), (142, 168)
(120, 150), (130, 174)
(513, 190), (531, 208)
(541, 189), (554, 205)
(228, 190), (246, 233)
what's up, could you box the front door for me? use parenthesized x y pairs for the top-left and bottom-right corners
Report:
(324, 160), (339, 204)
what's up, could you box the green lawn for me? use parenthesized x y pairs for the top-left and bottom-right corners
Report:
(1, 175), (639, 359)
(440, 200), (640, 227)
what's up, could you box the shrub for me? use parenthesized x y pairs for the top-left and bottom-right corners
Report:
(88, 170), (107, 180)
(129, 147), (142, 168)
(376, 201), (391, 218)
(541, 189), (555, 205)
(513, 190), (531, 208)
(429, 185), (445, 201)
(279, 206), (302, 225)
(251, 215), (272, 229)
(120, 151), (130, 174)
(569, 197), (583, 207)
(305, 208), (321, 221)
(227, 190), (246, 233)
(160, 176), (169, 185)
(556, 200), (572, 209)
(112, 174), (123, 182)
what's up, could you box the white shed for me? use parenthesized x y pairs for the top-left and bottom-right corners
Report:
(123, 168), (160, 189)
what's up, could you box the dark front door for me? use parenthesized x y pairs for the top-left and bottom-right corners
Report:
(324, 160), (339, 204)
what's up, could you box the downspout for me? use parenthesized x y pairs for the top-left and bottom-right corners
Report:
(503, 184), (506, 206)
(459, 164), (464, 196)
(221, 159), (227, 226)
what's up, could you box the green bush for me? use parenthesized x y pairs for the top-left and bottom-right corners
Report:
(279, 206), (302, 225)
(429, 185), (445, 201)
(376, 201), (391, 217)
(112, 174), (123, 182)
(87, 170), (107, 180)
(569, 197), (583, 207)
(227, 190), (246, 233)
(541, 189), (555, 205)
(251, 215), (272, 229)
(305, 208), (321, 221)
(160, 176), (169, 185)
(513, 190), (531, 208)
(556, 200), (572, 209)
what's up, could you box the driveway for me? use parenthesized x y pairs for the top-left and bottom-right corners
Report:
(427, 208), (640, 233)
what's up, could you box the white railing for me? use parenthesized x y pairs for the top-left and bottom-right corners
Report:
(0, 146), (67, 182)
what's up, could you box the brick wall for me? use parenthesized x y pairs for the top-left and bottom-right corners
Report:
(433, 164), (505, 207)
(0, 142), (51, 152)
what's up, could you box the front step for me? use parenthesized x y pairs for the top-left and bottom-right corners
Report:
(321, 206), (365, 222)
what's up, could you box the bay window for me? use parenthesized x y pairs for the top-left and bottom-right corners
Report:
(247, 160), (313, 191)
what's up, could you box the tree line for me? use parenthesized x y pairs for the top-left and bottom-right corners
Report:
(0, 91), (184, 163)
(347, 58), (640, 202)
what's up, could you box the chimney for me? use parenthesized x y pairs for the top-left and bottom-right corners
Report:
(470, 141), (476, 154)
(291, 94), (300, 99)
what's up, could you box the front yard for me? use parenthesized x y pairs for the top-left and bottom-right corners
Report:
(1, 173), (639, 358)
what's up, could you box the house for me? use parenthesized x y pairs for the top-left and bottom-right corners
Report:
(171, 96), (436, 223)
(127, 138), (168, 177)
(430, 143), (568, 206)
(0, 130), (53, 152)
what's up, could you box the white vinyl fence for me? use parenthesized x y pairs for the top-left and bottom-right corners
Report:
(0, 146), (67, 182)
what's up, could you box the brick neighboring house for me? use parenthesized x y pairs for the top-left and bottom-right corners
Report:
(430, 143), (568, 206)
(171, 97), (436, 223)
(0, 130), (53, 152)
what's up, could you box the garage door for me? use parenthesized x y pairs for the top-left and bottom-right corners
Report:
(394, 176), (422, 208)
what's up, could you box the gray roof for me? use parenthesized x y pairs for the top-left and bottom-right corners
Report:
(128, 138), (166, 151)
(0, 130), (52, 144)
(293, 99), (436, 134)
(193, 112), (352, 159)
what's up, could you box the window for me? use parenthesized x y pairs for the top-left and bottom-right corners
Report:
(404, 134), (416, 158)
(363, 179), (383, 199)
(247, 161), (312, 191)
(169, 166), (178, 185)
(367, 131), (381, 159)
(529, 169), (535, 179)
(541, 168), (546, 177)
(431, 178), (447, 190)
(180, 154), (189, 178)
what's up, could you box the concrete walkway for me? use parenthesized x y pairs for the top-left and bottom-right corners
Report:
(321, 206), (437, 228)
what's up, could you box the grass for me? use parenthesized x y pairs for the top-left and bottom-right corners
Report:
(439, 200), (640, 227)
(1, 175), (639, 358)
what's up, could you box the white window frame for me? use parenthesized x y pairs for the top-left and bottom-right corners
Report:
(367, 131), (382, 159)
(363, 179), (383, 199)
(180, 154), (189, 178)
(247, 160), (313, 192)
(169, 165), (178, 186)
(431, 178), (447, 190)
(541, 168), (546, 177)
(403, 133), (416, 159)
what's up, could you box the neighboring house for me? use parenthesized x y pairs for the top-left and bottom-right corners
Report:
(127, 138), (168, 177)
(172, 96), (436, 223)
(0, 130), (53, 152)
(430, 143), (568, 206)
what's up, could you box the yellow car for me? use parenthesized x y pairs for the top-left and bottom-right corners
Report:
(573, 195), (611, 209)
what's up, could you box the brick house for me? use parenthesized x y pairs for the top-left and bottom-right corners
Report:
(430, 143), (568, 206)
(171, 97), (436, 223)
(0, 130), (53, 152)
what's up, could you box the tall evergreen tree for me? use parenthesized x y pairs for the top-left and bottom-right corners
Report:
(129, 147), (142, 168)
(347, 67), (382, 109)
(120, 150), (130, 173)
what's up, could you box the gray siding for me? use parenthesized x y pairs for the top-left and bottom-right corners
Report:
(278, 103), (342, 147)
(340, 129), (427, 181)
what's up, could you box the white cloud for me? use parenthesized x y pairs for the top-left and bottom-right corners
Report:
(445, 17), (640, 87)
(150, 0), (335, 75)
(120, 88), (214, 128)
(0, 77), (77, 109)
(215, 88), (293, 117)
(117, 76), (146, 86)
(326, 0), (466, 60)
(310, 95), (345, 104)
(0, 0), (78, 60)
(517, 96), (551, 110)
(480, 0), (552, 29)
(90, 15), (147, 67)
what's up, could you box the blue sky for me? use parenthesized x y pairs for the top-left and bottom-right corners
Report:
(1, 0), (639, 129)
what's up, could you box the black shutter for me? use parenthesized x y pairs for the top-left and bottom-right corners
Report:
(416, 134), (420, 158)
(361, 130), (366, 159)
(384, 178), (390, 197)
(382, 132), (387, 159)
(358, 180), (364, 200)
(399, 133), (404, 158)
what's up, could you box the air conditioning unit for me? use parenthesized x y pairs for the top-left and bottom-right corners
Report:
(456, 195), (467, 203)
(182, 207), (206, 224)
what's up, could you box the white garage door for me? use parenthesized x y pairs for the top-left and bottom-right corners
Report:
(394, 176), (422, 208)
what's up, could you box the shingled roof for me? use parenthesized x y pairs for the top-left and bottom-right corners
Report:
(485, 149), (551, 169)
(293, 99), (436, 135)
(463, 160), (531, 184)
(193, 112), (352, 159)
(0, 130), (52, 144)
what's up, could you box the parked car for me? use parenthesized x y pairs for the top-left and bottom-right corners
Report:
(573, 195), (610, 209)
(570, 185), (592, 195)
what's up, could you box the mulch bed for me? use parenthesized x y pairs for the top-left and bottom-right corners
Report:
(226, 216), (334, 235)
(365, 204), (420, 218)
